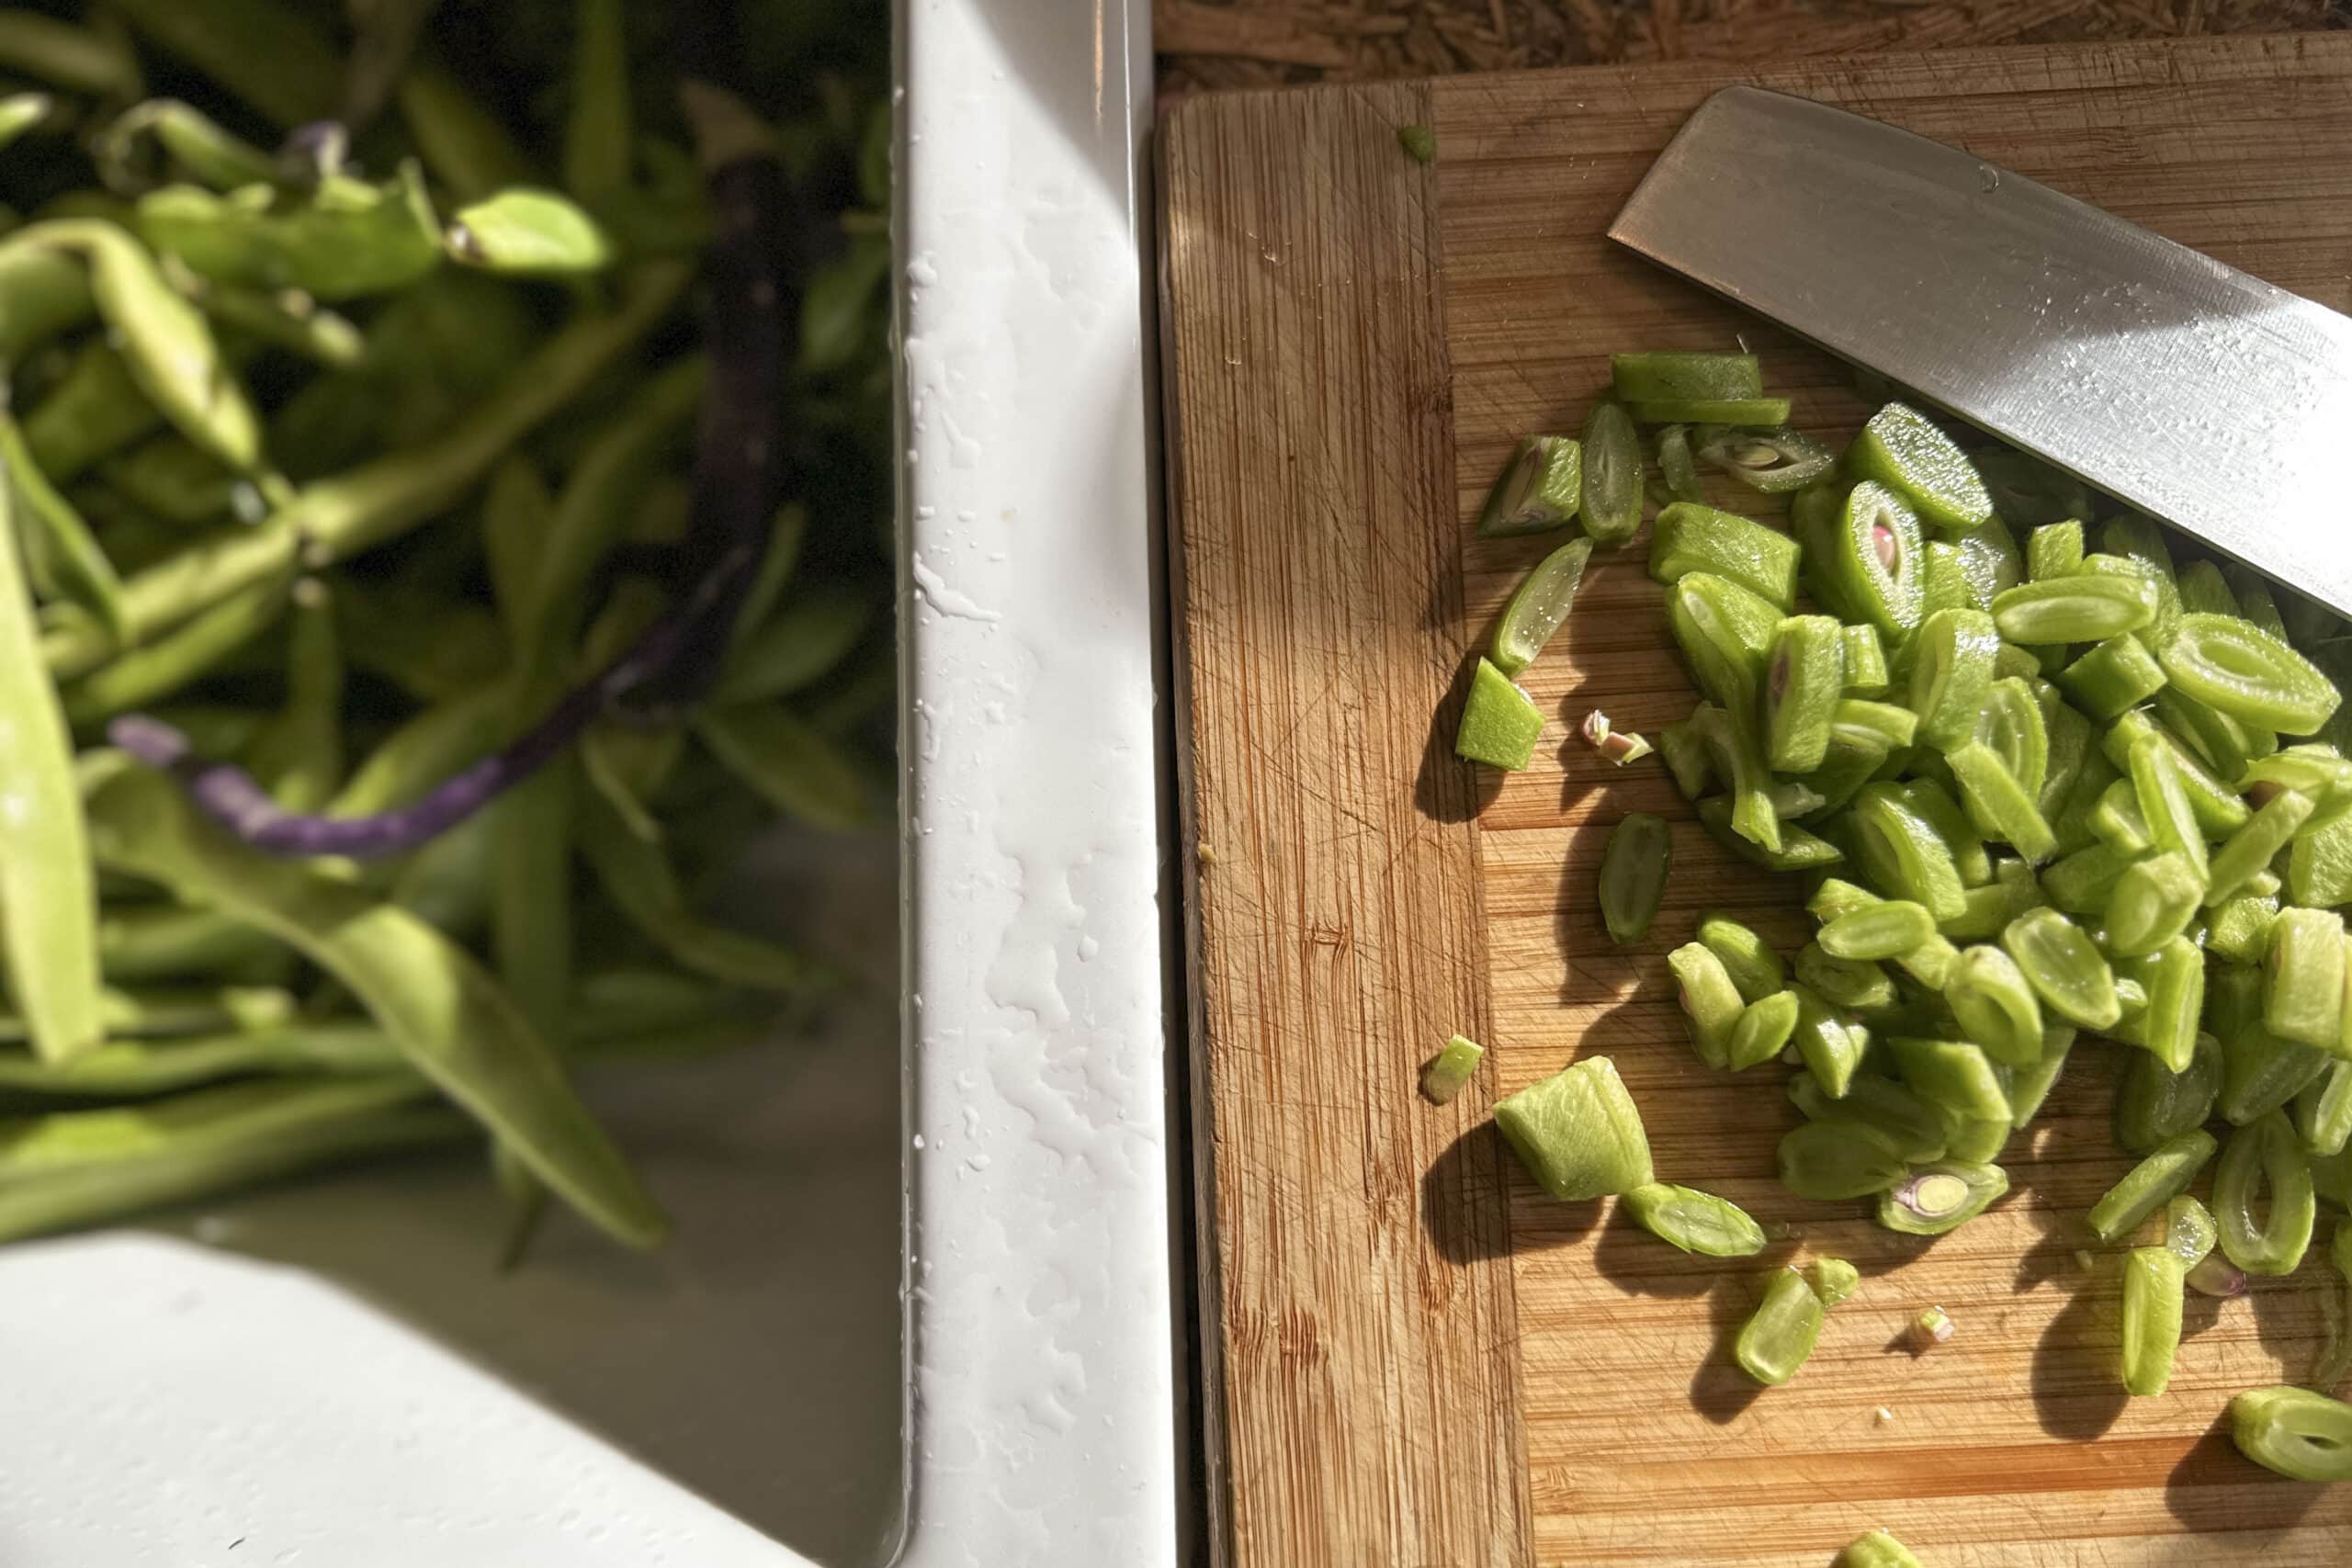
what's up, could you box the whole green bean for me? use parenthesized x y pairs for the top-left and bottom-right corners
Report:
(98, 904), (287, 984)
(711, 588), (873, 706)
(136, 165), (446, 302)
(93, 99), (277, 193)
(42, 261), (692, 679)
(62, 572), (291, 724)
(446, 188), (615, 276)
(0, 12), (141, 96)
(327, 683), (506, 818)
(694, 704), (876, 831)
(85, 765), (666, 1247)
(0, 464), (102, 1062)
(243, 579), (345, 811)
(0, 985), (295, 1043)
(107, 0), (341, 128)
(21, 339), (163, 484)
(577, 792), (835, 992)
(0, 1025), (409, 1098)
(0, 1076), (467, 1245)
(13, 220), (261, 474)
(0, 408), (127, 640)
(0, 235), (93, 361)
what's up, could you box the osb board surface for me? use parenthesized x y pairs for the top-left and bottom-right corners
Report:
(1163, 31), (2352, 1568)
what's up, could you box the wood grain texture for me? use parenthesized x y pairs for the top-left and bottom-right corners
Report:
(1163, 79), (1534, 1568)
(1164, 32), (2352, 1568)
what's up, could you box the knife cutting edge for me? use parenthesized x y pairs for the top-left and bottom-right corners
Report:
(1609, 85), (2352, 618)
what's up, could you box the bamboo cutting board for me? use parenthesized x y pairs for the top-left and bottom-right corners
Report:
(1161, 34), (2352, 1568)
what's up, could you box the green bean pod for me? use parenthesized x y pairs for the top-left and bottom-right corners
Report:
(1880, 1159), (2007, 1235)
(243, 579), (344, 811)
(2213, 1110), (2316, 1276)
(62, 572), (290, 724)
(2101, 709), (2248, 838)
(0, 469), (103, 1061)
(85, 765), (665, 1247)
(0, 1024), (403, 1099)
(1688, 701), (1779, 852)
(2206, 893), (2279, 967)
(93, 98), (277, 191)
(21, 338), (163, 483)
(0, 409), (127, 640)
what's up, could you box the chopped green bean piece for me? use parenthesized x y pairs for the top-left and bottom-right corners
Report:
(1668, 942), (1745, 1071)
(2120, 1033), (2222, 1153)
(1792, 1071), (1951, 1163)
(1992, 574), (2155, 645)
(1611, 352), (1763, 403)
(1455, 658), (1544, 771)
(2207, 893), (2280, 967)
(1762, 615), (1843, 772)
(2153, 685), (2274, 782)
(1419, 1034), (1485, 1105)
(1736, 1267), (1825, 1386)
(1847, 402), (1992, 531)
(1697, 914), (1783, 1003)
(2165, 1194), (2219, 1266)
(1836, 1529), (1925, 1568)
(1491, 538), (1593, 676)
(2089, 1128), (2217, 1243)
(2215, 1111), (2316, 1275)
(1905, 608), (1999, 751)
(1494, 1055), (1653, 1200)
(1919, 541), (1970, 617)
(2226, 563), (2292, 640)
(1852, 784), (1968, 921)
(1727, 989), (1801, 1071)
(1476, 434), (1581, 537)
(2106, 852), (2203, 959)
(1888, 1036), (2010, 1122)
(1838, 623), (1890, 696)
(1597, 813), (1671, 944)
(2091, 776), (2154, 854)
(2158, 613), (2341, 735)
(2292, 816), (2352, 908)
(2027, 519), (2086, 581)
(2042, 841), (2142, 916)
(1807, 1257), (1860, 1306)
(2128, 736), (2209, 884)
(2206, 790), (2313, 909)
(1947, 741), (2058, 864)
(2266, 907), (2346, 1051)
(1657, 424), (1703, 503)
(1789, 984), (1867, 1099)
(1396, 124), (1436, 164)
(1829, 698), (1919, 751)
(1778, 1117), (1908, 1200)
(2002, 908), (2120, 1030)
(1696, 426), (1837, 494)
(2297, 1060), (2352, 1157)
(1626, 396), (1790, 426)
(2220, 1023), (2330, 1128)
(2060, 635), (2167, 719)
(2102, 709), (2249, 838)
(1668, 572), (1778, 714)
(1880, 1159), (2007, 1235)
(1817, 481), (1926, 639)
(2007, 1026), (2076, 1129)
(1944, 943), (2044, 1068)
(1577, 400), (1643, 546)
(1657, 716), (1713, 799)
(1621, 1181), (1767, 1256)
(1696, 796), (1841, 870)
(2136, 937), (2205, 1074)
(2120, 1245), (2187, 1396)
(2231, 1386), (2352, 1482)
(1820, 901), (1937, 963)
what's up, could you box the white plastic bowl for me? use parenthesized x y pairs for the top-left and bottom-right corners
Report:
(0, 3), (1176, 1564)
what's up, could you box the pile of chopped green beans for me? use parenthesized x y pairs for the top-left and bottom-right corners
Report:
(1450, 348), (2352, 1500)
(0, 0), (888, 1252)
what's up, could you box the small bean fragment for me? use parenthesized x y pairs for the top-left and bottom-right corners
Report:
(1807, 1257), (1860, 1306)
(1476, 434), (1581, 536)
(1726, 989), (1800, 1071)
(2266, 907), (2346, 1051)
(1836, 1530), (1925, 1568)
(1419, 1034), (1484, 1105)
(1696, 914), (1782, 1003)
(1668, 942), (1744, 1069)
(1880, 1160), (2007, 1235)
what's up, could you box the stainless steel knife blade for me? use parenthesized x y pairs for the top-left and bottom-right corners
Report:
(1610, 85), (2352, 617)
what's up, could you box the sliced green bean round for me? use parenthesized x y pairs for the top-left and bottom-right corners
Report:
(1727, 989), (1800, 1071)
(1596, 812), (1671, 944)
(2120, 1246), (2186, 1396)
(1778, 1117), (1906, 1200)
(1577, 400), (1642, 546)
(1944, 943), (2043, 1068)
(2214, 1110), (2315, 1276)
(2159, 612), (2341, 735)
(1476, 434), (1581, 537)
(1991, 574), (2154, 645)
(2089, 1128), (2217, 1243)
(1735, 1268), (1825, 1386)
(1621, 1181), (1766, 1256)
(1492, 537), (1593, 675)
(2232, 1386), (2352, 1482)
(2001, 908), (2120, 1030)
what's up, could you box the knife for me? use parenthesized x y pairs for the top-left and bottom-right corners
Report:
(1609, 85), (2352, 618)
